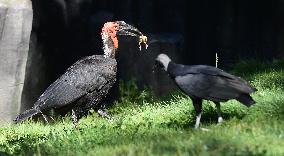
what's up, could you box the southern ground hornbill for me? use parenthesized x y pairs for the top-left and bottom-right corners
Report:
(154, 54), (257, 129)
(14, 21), (148, 126)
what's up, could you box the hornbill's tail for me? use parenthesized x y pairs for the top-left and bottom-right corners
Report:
(14, 108), (39, 123)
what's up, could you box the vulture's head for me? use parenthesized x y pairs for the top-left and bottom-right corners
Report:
(101, 21), (148, 58)
(154, 54), (172, 71)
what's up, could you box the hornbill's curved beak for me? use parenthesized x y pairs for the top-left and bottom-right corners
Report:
(116, 21), (143, 36)
(115, 21), (148, 50)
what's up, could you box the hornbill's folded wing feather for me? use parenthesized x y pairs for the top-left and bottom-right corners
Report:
(34, 55), (116, 110)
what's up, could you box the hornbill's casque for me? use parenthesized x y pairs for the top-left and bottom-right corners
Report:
(14, 21), (147, 126)
(154, 54), (257, 128)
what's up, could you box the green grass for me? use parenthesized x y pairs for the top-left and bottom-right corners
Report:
(1, 60), (284, 156)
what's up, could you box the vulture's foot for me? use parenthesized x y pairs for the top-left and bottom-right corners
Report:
(217, 117), (223, 125)
(200, 128), (211, 132)
(194, 113), (202, 129)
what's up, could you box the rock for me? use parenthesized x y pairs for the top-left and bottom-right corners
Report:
(0, 0), (33, 123)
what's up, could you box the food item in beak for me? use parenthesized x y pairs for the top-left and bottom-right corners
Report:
(139, 35), (148, 51)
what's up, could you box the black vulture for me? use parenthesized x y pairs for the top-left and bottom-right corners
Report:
(154, 54), (256, 128)
(14, 21), (148, 126)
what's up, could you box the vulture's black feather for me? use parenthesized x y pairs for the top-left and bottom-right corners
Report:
(155, 54), (256, 128)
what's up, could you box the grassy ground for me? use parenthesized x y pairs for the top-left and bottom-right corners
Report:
(1, 60), (284, 156)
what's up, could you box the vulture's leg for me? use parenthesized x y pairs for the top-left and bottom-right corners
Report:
(214, 102), (223, 124)
(192, 98), (202, 129)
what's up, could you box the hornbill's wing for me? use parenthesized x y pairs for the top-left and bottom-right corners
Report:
(175, 66), (256, 101)
(34, 55), (117, 110)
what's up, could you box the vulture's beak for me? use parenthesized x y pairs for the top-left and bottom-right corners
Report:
(115, 21), (148, 51)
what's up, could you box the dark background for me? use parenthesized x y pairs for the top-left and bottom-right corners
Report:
(21, 0), (284, 110)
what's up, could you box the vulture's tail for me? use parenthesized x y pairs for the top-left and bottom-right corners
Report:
(236, 93), (256, 107)
(14, 108), (39, 123)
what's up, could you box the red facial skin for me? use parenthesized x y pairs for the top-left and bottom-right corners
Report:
(101, 22), (119, 49)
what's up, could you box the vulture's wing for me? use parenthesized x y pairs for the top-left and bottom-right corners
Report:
(175, 65), (256, 101)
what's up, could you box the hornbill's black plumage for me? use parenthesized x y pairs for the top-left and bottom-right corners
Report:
(14, 21), (147, 126)
(154, 54), (257, 128)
